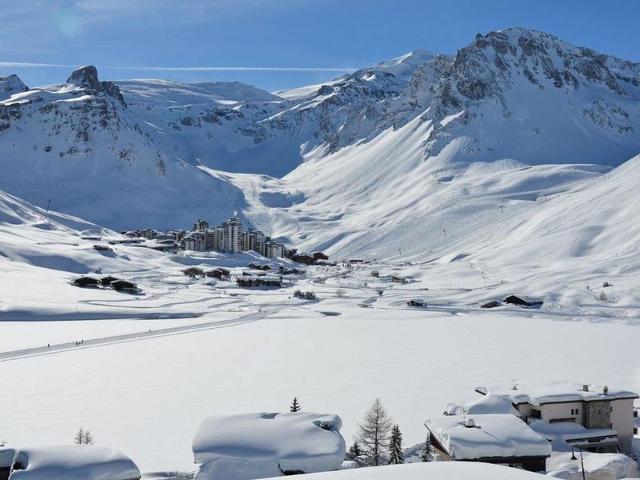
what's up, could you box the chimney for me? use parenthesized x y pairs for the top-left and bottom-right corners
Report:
(582, 384), (589, 392)
(603, 386), (609, 396)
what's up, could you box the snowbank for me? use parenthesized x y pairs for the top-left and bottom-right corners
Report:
(7, 445), (140, 480)
(262, 461), (547, 479)
(192, 412), (345, 480)
(546, 452), (639, 480)
(425, 414), (551, 460)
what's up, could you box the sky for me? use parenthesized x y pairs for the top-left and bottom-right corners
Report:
(0, 0), (638, 92)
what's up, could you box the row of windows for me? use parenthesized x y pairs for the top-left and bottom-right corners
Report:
(570, 408), (580, 415)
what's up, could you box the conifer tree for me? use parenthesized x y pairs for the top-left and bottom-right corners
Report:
(387, 424), (404, 464)
(420, 433), (433, 462)
(345, 441), (363, 462)
(356, 398), (393, 466)
(289, 396), (302, 412)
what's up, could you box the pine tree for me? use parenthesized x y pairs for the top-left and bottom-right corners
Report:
(387, 424), (404, 464)
(289, 397), (301, 413)
(345, 441), (363, 462)
(74, 427), (94, 445)
(420, 433), (433, 462)
(74, 427), (84, 445)
(83, 430), (94, 445)
(356, 398), (393, 466)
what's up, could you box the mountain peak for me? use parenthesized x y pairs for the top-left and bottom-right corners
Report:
(66, 65), (126, 106)
(66, 65), (100, 89)
(0, 74), (28, 100)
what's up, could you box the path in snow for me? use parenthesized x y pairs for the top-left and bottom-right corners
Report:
(0, 310), (266, 362)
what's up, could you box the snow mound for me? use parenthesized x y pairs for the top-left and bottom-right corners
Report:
(262, 461), (548, 479)
(465, 394), (522, 416)
(546, 452), (639, 480)
(6, 445), (140, 480)
(192, 412), (345, 480)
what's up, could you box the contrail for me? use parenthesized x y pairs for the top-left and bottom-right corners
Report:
(0, 61), (356, 72)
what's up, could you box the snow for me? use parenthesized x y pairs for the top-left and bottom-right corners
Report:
(546, 452), (639, 480)
(476, 382), (639, 405)
(6, 445), (140, 480)
(425, 414), (551, 460)
(192, 412), (345, 479)
(262, 462), (548, 479)
(465, 394), (522, 416)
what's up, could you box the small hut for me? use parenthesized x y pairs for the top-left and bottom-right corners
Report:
(183, 267), (205, 278)
(72, 277), (99, 288)
(110, 280), (138, 292)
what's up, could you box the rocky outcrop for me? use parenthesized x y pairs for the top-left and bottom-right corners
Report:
(67, 65), (126, 106)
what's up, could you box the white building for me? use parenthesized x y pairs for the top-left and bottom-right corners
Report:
(475, 382), (639, 454)
(222, 213), (242, 253)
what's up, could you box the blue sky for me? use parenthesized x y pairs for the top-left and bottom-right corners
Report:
(1, 0), (638, 92)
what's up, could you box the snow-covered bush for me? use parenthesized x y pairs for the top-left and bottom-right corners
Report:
(193, 412), (345, 480)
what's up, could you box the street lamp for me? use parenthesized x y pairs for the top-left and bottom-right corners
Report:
(570, 446), (586, 480)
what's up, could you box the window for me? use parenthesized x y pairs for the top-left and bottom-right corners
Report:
(634, 427), (638, 435)
(634, 410), (638, 418)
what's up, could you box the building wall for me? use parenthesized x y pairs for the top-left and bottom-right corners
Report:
(540, 401), (584, 423)
(611, 398), (635, 453)
(584, 400), (612, 429)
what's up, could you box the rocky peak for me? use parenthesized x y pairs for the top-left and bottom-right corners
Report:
(66, 65), (126, 107)
(0, 74), (29, 100)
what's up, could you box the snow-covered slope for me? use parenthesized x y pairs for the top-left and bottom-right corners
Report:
(0, 28), (638, 243)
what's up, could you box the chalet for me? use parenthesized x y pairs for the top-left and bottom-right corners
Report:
(391, 275), (408, 284)
(292, 253), (315, 265)
(110, 280), (138, 292)
(236, 276), (282, 288)
(72, 276), (99, 288)
(425, 414), (551, 472)
(475, 382), (639, 454)
(247, 262), (272, 271)
(93, 244), (113, 253)
(100, 276), (120, 286)
(205, 268), (230, 279)
(312, 252), (329, 261)
(183, 267), (205, 278)
(407, 299), (426, 307)
(503, 295), (543, 308)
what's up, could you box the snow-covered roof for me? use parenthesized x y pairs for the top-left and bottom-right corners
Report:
(529, 420), (618, 451)
(192, 412), (345, 480)
(425, 414), (551, 460)
(7, 445), (140, 480)
(475, 381), (638, 405)
(465, 393), (521, 416)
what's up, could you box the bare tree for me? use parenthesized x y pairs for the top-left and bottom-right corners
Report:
(356, 398), (393, 466)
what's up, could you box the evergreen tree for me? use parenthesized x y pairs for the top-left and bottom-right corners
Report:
(420, 433), (433, 462)
(387, 424), (404, 464)
(289, 397), (302, 413)
(345, 441), (363, 462)
(74, 427), (94, 445)
(74, 427), (84, 445)
(356, 398), (393, 466)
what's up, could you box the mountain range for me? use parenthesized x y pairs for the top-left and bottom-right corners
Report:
(0, 27), (639, 262)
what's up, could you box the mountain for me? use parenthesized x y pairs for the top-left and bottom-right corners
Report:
(0, 28), (638, 244)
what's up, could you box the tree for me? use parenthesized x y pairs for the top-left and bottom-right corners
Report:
(289, 397), (302, 413)
(356, 398), (393, 466)
(420, 433), (434, 462)
(345, 441), (363, 463)
(74, 428), (84, 445)
(388, 424), (404, 465)
(74, 427), (94, 445)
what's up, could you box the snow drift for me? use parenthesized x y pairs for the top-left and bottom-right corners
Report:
(192, 412), (345, 480)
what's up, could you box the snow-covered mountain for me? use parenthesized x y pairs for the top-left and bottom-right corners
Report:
(0, 28), (638, 242)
